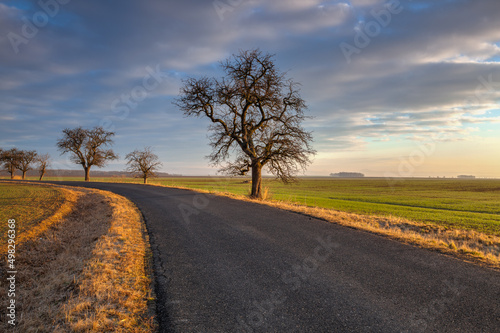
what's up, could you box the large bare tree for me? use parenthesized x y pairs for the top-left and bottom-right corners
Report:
(16, 150), (38, 180)
(0, 148), (21, 179)
(175, 49), (315, 198)
(36, 153), (51, 181)
(57, 126), (118, 181)
(125, 147), (163, 184)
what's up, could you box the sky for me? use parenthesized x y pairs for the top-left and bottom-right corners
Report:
(1, 0), (500, 178)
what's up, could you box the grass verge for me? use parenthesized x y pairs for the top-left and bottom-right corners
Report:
(0, 183), (156, 332)
(61, 189), (156, 332)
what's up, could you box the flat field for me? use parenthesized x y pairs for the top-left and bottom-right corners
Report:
(34, 176), (500, 236)
(0, 182), (64, 244)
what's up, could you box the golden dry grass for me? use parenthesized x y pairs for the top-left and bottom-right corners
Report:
(61, 190), (155, 332)
(0, 184), (155, 332)
(159, 184), (500, 270)
(12, 188), (79, 247)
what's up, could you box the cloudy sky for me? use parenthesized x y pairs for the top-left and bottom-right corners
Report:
(1, 0), (500, 177)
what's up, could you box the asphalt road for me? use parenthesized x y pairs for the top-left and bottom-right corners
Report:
(52, 181), (499, 333)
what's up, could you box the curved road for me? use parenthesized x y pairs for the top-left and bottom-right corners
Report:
(52, 181), (499, 332)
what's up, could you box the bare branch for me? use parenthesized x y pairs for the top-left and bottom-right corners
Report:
(174, 49), (316, 198)
(0, 148), (21, 179)
(36, 153), (51, 180)
(15, 150), (38, 180)
(125, 147), (163, 184)
(56, 126), (118, 181)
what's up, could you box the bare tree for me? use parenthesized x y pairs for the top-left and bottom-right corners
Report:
(56, 126), (118, 181)
(16, 150), (38, 180)
(36, 153), (51, 181)
(0, 148), (21, 179)
(175, 49), (315, 198)
(125, 147), (162, 184)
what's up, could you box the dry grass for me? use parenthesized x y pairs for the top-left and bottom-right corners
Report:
(246, 186), (272, 200)
(11, 188), (79, 247)
(0, 184), (156, 332)
(160, 184), (500, 270)
(61, 190), (155, 332)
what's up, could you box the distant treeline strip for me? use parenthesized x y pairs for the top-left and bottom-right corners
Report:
(0, 169), (178, 178)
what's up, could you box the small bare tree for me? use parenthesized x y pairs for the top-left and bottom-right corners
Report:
(36, 153), (51, 181)
(57, 126), (118, 181)
(0, 148), (21, 179)
(16, 150), (38, 180)
(175, 49), (315, 198)
(125, 147), (162, 184)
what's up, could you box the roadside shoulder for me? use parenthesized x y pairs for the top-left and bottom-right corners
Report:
(0, 183), (156, 332)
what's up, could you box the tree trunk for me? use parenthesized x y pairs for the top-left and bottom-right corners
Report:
(144, 176), (148, 184)
(22, 171), (26, 180)
(250, 163), (262, 199)
(84, 166), (90, 181)
(39, 170), (46, 181)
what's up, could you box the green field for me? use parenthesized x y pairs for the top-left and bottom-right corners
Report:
(159, 177), (500, 236)
(0, 183), (64, 245)
(28, 176), (500, 236)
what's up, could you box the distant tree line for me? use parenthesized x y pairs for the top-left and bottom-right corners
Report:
(1, 126), (162, 183)
(330, 172), (365, 178)
(0, 148), (50, 180)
